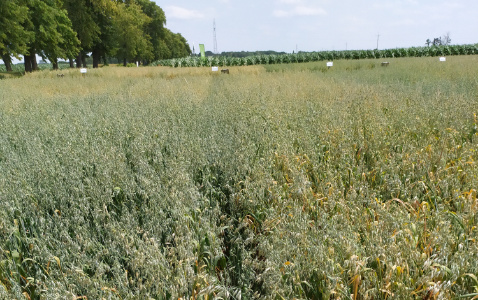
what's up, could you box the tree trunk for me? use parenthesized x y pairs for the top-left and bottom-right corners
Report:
(82, 52), (87, 68)
(24, 54), (32, 73)
(123, 58), (127, 67)
(69, 59), (74, 68)
(31, 51), (38, 71)
(32, 58), (38, 71)
(92, 48), (100, 68)
(52, 59), (58, 70)
(1, 54), (13, 72)
(76, 52), (82, 68)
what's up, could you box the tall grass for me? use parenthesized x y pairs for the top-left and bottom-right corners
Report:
(0, 57), (477, 299)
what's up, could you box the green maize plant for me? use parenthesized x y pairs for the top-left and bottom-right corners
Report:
(148, 44), (478, 68)
(3, 45), (478, 72)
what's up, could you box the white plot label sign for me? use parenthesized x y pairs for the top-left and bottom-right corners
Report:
(212, 66), (219, 72)
(80, 68), (87, 74)
(327, 62), (333, 67)
(439, 57), (446, 62)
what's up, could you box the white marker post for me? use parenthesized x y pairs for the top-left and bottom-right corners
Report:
(439, 57), (446, 62)
(327, 62), (333, 69)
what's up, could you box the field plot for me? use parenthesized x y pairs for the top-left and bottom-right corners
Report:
(1, 57), (478, 299)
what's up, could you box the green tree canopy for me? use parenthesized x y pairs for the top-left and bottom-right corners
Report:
(134, 0), (166, 62)
(63, 0), (117, 68)
(159, 28), (191, 60)
(0, 0), (32, 71)
(113, 1), (153, 66)
(1, 0), (190, 71)
(63, 0), (101, 53)
(23, 0), (79, 71)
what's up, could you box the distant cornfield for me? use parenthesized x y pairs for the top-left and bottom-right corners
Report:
(152, 44), (478, 67)
(0, 63), (71, 73)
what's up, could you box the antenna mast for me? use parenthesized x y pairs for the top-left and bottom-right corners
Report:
(213, 19), (218, 54)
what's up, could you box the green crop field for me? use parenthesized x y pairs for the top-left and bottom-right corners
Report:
(153, 44), (478, 68)
(1, 57), (478, 299)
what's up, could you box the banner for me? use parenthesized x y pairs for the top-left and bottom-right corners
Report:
(199, 44), (205, 58)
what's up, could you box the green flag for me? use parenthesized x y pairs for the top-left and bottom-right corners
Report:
(199, 44), (205, 58)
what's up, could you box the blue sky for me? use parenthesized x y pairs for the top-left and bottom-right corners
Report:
(155, 0), (478, 53)
(2, 0), (477, 65)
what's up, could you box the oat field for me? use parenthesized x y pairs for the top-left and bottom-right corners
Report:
(1, 57), (477, 299)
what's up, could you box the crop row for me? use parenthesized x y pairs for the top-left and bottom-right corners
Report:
(0, 63), (71, 73)
(152, 44), (478, 68)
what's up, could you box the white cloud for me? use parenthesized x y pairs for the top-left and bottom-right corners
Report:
(273, 6), (327, 17)
(165, 6), (204, 19)
(278, 0), (303, 4)
(391, 19), (417, 26)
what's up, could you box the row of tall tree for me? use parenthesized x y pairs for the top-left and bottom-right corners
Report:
(0, 0), (191, 72)
(425, 33), (452, 47)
